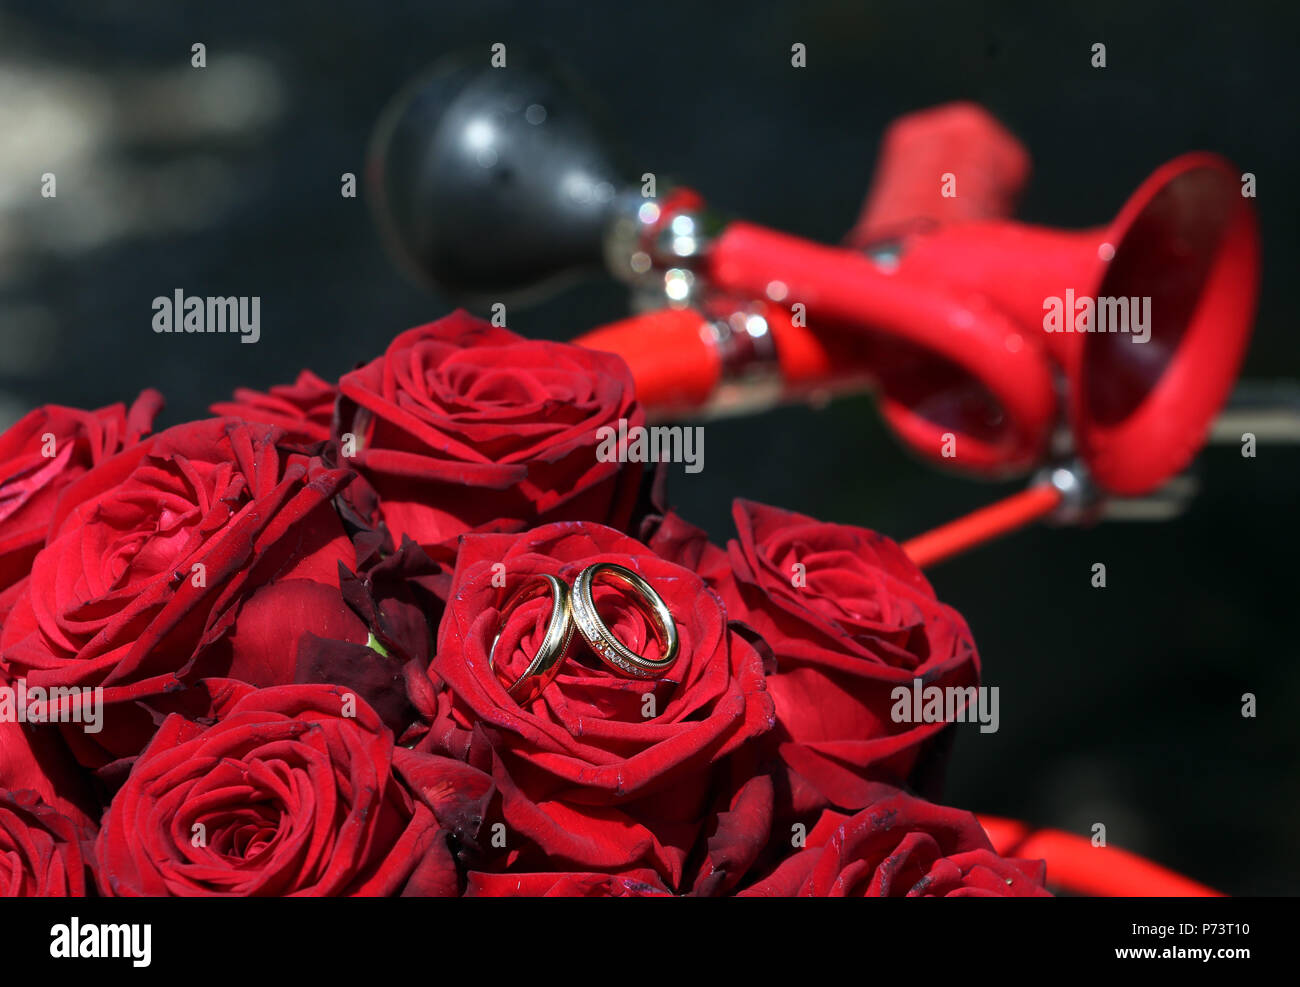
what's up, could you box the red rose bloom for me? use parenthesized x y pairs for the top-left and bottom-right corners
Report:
(94, 682), (464, 897)
(0, 418), (356, 766)
(740, 784), (1049, 897)
(210, 370), (337, 445)
(336, 311), (644, 557)
(414, 521), (774, 891)
(0, 716), (97, 827)
(465, 870), (672, 897)
(711, 500), (980, 810)
(0, 789), (91, 897)
(0, 391), (163, 618)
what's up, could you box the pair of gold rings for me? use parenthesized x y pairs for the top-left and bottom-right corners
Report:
(487, 563), (680, 704)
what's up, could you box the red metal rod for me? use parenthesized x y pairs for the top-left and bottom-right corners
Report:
(978, 815), (1222, 897)
(902, 483), (1063, 568)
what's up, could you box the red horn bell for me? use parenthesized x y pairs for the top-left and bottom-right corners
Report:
(847, 101), (1031, 245)
(888, 152), (1260, 495)
(706, 152), (1259, 494)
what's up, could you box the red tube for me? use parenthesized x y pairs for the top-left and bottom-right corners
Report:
(575, 304), (875, 419)
(576, 308), (722, 413)
(978, 815), (1222, 897)
(708, 222), (1056, 471)
(901, 483), (1063, 568)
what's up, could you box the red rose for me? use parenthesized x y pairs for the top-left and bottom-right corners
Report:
(0, 419), (356, 766)
(0, 788), (91, 897)
(0, 716), (97, 827)
(95, 682), (472, 896)
(740, 784), (1049, 897)
(415, 521), (774, 891)
(692, 500), (981, 811)
(465, 870), (672, 897)
(336, 311), (644, 558)
(0, 391), (163, 617)
(290, 534), (447, 739)
(210, 370), (337, 445)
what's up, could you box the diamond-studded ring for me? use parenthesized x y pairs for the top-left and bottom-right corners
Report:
(570, 563), (679, 679)
(488, 574), (577, 705)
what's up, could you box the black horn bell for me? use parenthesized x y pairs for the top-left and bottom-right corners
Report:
(367, 53), (632, 306)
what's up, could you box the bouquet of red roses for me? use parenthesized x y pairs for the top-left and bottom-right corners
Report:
(0, 311), (1051, 897)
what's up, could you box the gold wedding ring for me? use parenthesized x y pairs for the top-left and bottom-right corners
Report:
(488, 574), (576, 704)
(570, 563), (679, 679)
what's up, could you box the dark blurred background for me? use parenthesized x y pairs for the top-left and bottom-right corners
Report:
(1, 0), (1295, 893)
